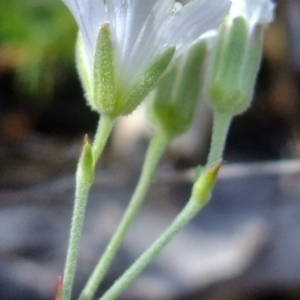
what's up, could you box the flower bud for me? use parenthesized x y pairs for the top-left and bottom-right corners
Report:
(205, 0), (275, 116)
(76, 136), (94, 186)
(205, 17), (263, 116)
(192, 161), (222, 206)
(148, 41), (207, 139)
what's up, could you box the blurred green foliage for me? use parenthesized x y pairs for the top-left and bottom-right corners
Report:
(0, 0), (77, 100)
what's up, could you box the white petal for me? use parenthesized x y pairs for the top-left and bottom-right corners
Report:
(165, 0), (231, 55)
(61, 0), (106, 69)
(106, 0), (174, 85)
(230, 0), (276, 29)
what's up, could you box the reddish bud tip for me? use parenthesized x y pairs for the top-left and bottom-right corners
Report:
(83, 134), (90, 145)
(55, 275), (63, 300)
(210, 160), (222, 178)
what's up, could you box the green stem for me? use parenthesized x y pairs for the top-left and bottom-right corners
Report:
(207, 110), (232, 166)
(79, 132), (169, 300)
(62, 179), (92, 300)
(92, 115), (115, 165)
(62, 115), (114, 300)
(99, 160), (222, 300)
(100, 197), (202, 300)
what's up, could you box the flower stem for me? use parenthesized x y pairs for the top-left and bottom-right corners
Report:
(79, 132), (169, 300)
(98, 161), (221, 300)
(62, 115), (114, 300)
(92, 115), (115, 165)
(100, 198), (202, 300)
(62, 177), (92, 300)
(207, 110), (232, 166)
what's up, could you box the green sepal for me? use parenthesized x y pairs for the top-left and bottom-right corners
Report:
(75, 32), (94, 110)
(76, 137), (94, 186)
(148, 42), (206, 139)
(93, 23), (116, 115)
(240, 26), (263, 109)
(206, 17), (262, 116)
(117, 46), (175, 117)
(192, 161), (222, 206)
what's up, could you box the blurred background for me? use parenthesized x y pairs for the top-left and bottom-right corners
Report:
(1, 0), (300, 299)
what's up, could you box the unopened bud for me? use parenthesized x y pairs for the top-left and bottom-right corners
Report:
(192, 161), (222, 206)
(205, 17), (262, 116)
(76, 135), (94, 186)
(148, 41), (206, 139)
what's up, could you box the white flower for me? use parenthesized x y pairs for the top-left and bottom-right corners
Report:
(62, 0), (231, 113)
(63, 0), (230, 79)
(229, 0), (276, 30)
